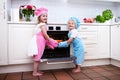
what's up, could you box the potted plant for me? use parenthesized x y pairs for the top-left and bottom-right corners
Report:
(20, 5), (36, 21)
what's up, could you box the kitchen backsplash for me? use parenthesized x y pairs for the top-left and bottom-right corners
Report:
(10, 0), (119, 23)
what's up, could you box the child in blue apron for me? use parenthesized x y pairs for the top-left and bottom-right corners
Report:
(58, 17), (84, 73)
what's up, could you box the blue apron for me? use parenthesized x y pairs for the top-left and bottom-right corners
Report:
(68, 32), (84, 65)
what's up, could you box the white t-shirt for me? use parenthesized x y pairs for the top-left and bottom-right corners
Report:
(69, 29), (81, 39)
(69, 29), (85, 51)
(34, 23), (46, 35)
(28, 23), (46, 56)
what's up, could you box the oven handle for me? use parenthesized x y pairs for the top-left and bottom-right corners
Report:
(47, 60), (73, 64)
(41, 56), (76, 64)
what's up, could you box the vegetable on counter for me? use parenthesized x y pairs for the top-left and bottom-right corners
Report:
(95, 9), (113, 23)
(83, 18), (95, 23)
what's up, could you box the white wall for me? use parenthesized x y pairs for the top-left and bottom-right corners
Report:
(11, 0), (117, 23)
(116, 3), (120, 17)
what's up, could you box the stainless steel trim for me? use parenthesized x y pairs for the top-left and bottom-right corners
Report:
(47, 60), (73, 64)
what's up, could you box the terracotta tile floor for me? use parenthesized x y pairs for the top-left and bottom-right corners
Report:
(0, 64), (120, 80)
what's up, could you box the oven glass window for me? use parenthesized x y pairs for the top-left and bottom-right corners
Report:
(41, 31), (70, 59)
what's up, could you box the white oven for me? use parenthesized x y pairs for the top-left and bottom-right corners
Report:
(40, 24), (75, 70)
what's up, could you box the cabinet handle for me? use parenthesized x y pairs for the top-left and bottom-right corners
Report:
(117, 25), (119, 27)
(3, 1), (5, 19)
(82, 37), (87, 40)
(85, 43), (97, 45)
(47, 60), (73, 64)
(81, 27), (88, 30)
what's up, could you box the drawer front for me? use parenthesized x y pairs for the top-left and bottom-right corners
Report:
(78, 26), (98, 32)
(84, 45), (98, 59)
(78, 32), (98, 44)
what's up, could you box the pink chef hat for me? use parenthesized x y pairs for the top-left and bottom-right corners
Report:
(34, 7), (48, 17)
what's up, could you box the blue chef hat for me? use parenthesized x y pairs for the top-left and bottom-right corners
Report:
(68, 17), (80, 29)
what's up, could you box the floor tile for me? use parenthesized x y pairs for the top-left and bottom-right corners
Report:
(0, 73), (7, 80)
(23, 78), (39, 80)
(77, 79), (91, 80)
(85, 72), (102, 78)
(5, 72), (22, 80)
(109, 70), (120, 75)
(65, 69), (90, 80)
(91, 76), (109, 80)
(100, 65), (119, 71)
(52, 69), (73, 80)
(81, 68), (95, 74)
(99, 71), (115, 77)
(22, 71), (38, 80)
(89, 67), (107, 72)
(107, 75), (120, 80)
(39, 71), (56, 80)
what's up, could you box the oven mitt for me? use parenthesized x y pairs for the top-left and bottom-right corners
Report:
(58, 41), (69, 47)
(46, 42), (54, 49)
(49, 38), (58, 47)
(46, 38), (58, 49)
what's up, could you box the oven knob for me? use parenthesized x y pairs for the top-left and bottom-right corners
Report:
(56, 26), (61, 30)
(48, 26), (54, 30)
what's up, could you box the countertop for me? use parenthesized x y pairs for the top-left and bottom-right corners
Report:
(7, 21), (120, 26)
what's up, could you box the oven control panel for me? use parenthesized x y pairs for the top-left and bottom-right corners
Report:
(47, 24), (68, 31)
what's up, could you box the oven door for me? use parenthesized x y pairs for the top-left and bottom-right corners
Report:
(41, 31), (75, 64)
(41, 46), (75, 64)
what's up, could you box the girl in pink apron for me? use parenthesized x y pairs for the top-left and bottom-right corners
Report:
(28, 8), (58, 76)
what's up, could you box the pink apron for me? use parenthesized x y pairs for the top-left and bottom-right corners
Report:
(33, 32), (58, 61)
(33, 32), (46, 61)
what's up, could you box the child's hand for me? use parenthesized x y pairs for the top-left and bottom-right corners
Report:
(58, 41), (69, 47)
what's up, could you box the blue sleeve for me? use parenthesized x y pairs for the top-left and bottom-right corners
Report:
(58, 41), (69, 47)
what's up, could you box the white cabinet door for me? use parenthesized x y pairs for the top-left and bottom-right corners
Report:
(96, 0), (120, 2)
(8, 24), (35, 64)
(0, 0), (8, 65)
(111, 25), (120, 61)
(98, 26), (110, 58)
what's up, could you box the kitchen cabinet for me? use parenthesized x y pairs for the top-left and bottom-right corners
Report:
(8, 23), (110, 64)
(68, 0), (120, 2)
(66, 0), (120, 3)
(8, 23), (34, 64)
(111, 24), (120, 61)
(78, 25), (110, 59)
(0, 0), (8, 65)
(97, 0), (120, 2)
(98, 26), (110, 58)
